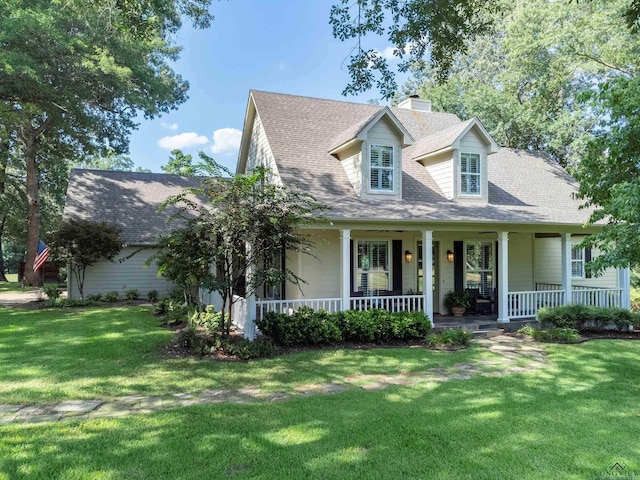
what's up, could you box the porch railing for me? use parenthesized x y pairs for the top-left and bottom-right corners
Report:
(256, 297), (342, 319)
(350, 294), (424, 312)
(571, 288), (623, 308)
(508, 290), (565, 319)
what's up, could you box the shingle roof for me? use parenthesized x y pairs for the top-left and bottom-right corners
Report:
(250, 90), (593, 227)
(63, 169), (203, 244)
(409, 118), (476, 159)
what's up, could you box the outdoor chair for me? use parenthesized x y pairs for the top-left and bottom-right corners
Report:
(466, 288), (492, 315)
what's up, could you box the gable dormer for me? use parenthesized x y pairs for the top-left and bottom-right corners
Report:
(329, 107), (413, 200)
(412, 118), (499, 203)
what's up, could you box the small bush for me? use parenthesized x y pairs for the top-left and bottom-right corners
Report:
(86, 293), (104, 302)
(427, 329), (472, 348)
(538, 304), (639, 332)
(631, 288), (640, 312)
(190, 306), (226, 334)
(43, 285), (62, 301)
(105, 291), (119, 303)
(44, 298), (94, 308)
(125, 289), (139, 301)
(216, 337), (277, 360)
(147, 290), (159, 303)
(163, 300), (191, 325)
(257, 307), (342, 347)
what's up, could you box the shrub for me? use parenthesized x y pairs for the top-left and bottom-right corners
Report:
(105, 291), (119, 303)
(522, 327), (581, 343)
(538, 305), (639, 332)
(86, 293), (104, 302)
(216, 337), (277, 360)
(190, 306), (226, 335)
(147, 290), (159, 303)
(163, 300), (191, 325)
(631, 288), (640, 312)
(43, 285), (62, 301)
(427, 329), (472, 348)
(125, 289), (139, 301)
(44, 298), (94, 308)
(257, 307), (431, 347)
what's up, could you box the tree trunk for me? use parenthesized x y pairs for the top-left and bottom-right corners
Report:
(0, 216), (7, 282)
(22, 135), (42, 287)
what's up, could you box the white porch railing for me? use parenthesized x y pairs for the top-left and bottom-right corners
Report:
(350, 294), (424, 312)
(571, 288), (623, 308)
(256, 298), (342, 319)
(508, 290), (565, 319)
(232, 295), (247, 331)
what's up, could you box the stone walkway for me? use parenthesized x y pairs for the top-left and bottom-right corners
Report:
(0, 335), (546, 425)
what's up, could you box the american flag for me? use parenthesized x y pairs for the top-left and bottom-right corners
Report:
(33, 240), (50, 272)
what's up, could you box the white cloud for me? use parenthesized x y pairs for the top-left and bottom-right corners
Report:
(211, 128), (242, 154)
(378, 46), (397, 60)
(161, 122), (179, 131)
(157, 132), (209, 150)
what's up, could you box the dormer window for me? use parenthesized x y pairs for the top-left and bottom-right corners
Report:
(460, 153), (481, 195)
(370, 145), (394, 191)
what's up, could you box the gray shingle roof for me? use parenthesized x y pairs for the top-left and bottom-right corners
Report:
(63, 169), (203, 244)
(250, 90), (593, 227)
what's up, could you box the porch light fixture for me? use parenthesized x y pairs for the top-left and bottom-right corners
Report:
(446, 250), (454, 263)
(404, 250), (413, 263)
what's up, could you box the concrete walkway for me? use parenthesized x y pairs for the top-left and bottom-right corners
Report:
(0, 289), (67, 307)
(0, 335), (546, 425)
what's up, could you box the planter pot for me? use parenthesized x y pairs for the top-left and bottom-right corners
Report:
(450, 306), (466, 317)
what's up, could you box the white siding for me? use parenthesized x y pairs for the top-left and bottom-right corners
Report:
(534, 237), (618, 288)
(295, 230), (341, 299)
(68, 247), (173, 299)
(246, 114), (282, 184)
(424, 152), (454, 199)
(337, 144), (363, 195)
(459, 129), (485, 150)
(508, 233), (534, 292)
(363, 117), (403, 200)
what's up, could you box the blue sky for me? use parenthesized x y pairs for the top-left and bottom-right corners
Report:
(129, 0), (406, 173)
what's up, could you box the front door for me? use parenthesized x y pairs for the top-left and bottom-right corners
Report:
(417, 241), (439, 313)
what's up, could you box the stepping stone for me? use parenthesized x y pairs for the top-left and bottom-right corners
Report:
(429, 367), (448, 373)
(0, 405), (22, 414)
(90, 403), (133, 418)
(200, 389), (225, 397)
(489, 345), (517, 352)
(23, 414), (63, 424)
(362, 382), (387, 391)
(449, 374), (473, 380)
(323, 384), (346, 394)
(52, 400), (102, 413)
(0, 413), (18, 425)
(267, 393), (288, 402)
(237, 387), (261, 396)
(453, 363), (481, 371)
(15, 406), (49, 417)
(136, 397), (164, 410)
(119, 395), (147, 404)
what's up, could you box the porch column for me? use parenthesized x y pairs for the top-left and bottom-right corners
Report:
(497, 231), (509, 323)
(423, 230), (434, 325)
(618, 267), (631, 309)
(561, 233), (572, 305)
(340, 229), (351, 312)
(244, 241), (257, 340)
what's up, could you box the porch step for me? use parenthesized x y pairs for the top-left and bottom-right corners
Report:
(471, 329), (503, 339)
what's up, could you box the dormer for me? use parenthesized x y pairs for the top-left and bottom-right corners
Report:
(412, 118), (499, 203)
(329, 107), (414, 200)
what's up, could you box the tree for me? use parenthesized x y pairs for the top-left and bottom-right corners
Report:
(52, 219), (123, 299)
(153, 162), (328, 336)
(330, 0), (640, 99)
(74, 151), (135, 171)
(0, 0), (215, 286)
(574, 76), (640, 274)
(161, 149), (221, 176)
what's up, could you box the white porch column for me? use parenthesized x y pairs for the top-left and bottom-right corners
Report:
(340, 229), (351, 312)
(497, 231), (509, 323)
(618, 267), (631, 309)
(561, 233), (572, 305)
(244, 241), (257, 340)
(423, 230), (434, 325)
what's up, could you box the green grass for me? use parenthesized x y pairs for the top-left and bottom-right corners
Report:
(0, 340), (639, 479)
(0, 274), (60, 293)
(0, 306), (496, 404)
(1, 307), (639, 479)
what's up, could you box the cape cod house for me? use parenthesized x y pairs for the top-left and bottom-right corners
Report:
(229, 91), (630, 338)
(63, 90), (630, 337)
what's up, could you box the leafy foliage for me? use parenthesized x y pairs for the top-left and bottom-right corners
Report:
(52, 219), (122, 299)
(256, 308), (432, 347)
(537, 305), (640, 332)
(517, 326), (581, 343)
(152, 162), (328, 335)
(426, 328), (472, 348)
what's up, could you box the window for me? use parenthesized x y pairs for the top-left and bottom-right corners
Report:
(466, 242), (493, 296)
(571, 246), (584, 278)
(356, 240), (389, 295)
(460, 153), (481, 195)
(370, 145), (393, 191)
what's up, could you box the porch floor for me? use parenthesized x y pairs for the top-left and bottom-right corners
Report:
(432, 314), (537, 332)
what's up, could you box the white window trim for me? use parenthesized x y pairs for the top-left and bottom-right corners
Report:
(369, 144), (395, 193)
(354, 239), (392, 294)
(571, 245), (585, 279)
(459, 152), (482, 197)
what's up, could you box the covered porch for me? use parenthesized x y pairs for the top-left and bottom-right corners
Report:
(240, 226), (631, 339)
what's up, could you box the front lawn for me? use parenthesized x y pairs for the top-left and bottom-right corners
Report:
(0, 307), (495, 404)
(0, 339), (639, 479)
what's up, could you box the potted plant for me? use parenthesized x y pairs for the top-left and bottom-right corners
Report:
(444, 290), (470, 317)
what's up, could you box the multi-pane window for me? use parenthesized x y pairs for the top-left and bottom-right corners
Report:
(356, 240), (389, 295)
(571, 246), (585, 278)
(460, 153), (481, 195)
(466, 242), (493, 296)
(370, 145), (394, 191)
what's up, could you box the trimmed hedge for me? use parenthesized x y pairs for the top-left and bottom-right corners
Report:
(256, 307), (432, 347)
(537, 305), (640, 332)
